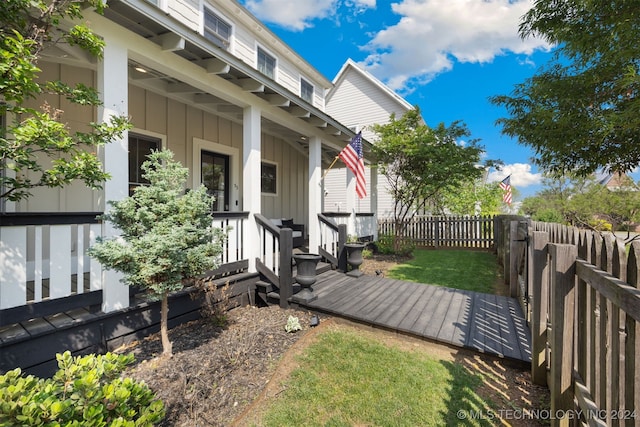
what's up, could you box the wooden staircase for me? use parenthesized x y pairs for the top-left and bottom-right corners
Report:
(255, 260), (332, 306)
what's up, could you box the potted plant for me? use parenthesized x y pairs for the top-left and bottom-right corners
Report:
(344, 235), (365, 277)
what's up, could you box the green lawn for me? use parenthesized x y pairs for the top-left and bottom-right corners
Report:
(249, 249), (506, 426)
(386, 249), (500, 293)
(257, 328), (497, 427)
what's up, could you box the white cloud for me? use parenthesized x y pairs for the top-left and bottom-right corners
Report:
(487, 163), (542, 188)
(360, 0), (552, 92)
(242, 0), (375, 31)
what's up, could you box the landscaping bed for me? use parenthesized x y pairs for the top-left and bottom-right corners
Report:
(120, 254), (549, 426)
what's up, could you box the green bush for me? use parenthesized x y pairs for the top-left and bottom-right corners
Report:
(0, 351), (164, 426)
(375, 233), (414, 256)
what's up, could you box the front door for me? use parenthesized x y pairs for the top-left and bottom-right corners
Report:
(201, 150), (229, 211)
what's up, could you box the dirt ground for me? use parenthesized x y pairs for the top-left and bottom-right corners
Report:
(121, 255), (549, 426)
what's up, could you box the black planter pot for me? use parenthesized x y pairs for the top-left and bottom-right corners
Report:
(344, 243), (365, 277)
(291, 253), (321, 303)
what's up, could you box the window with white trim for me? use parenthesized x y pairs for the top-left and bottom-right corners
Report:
(204, 8), (231, 49)
(261, 161), (277, 195)
(257, 47), (276, 79)
(301, 78), (314, 103)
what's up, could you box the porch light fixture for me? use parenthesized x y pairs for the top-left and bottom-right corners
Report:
(134, 66), (148, 73)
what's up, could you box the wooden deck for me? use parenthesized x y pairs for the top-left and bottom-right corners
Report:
(299, 270), (531, 363)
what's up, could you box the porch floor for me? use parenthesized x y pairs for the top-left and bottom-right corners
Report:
(297, 269), (531, 363)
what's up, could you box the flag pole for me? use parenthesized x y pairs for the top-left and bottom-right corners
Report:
(321, 155), (340, 181)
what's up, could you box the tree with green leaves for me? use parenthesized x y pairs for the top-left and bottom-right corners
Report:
(371, 107), (484, 251)
(521, 173), (640, 238)
(491, 0), (640, 176)
(0, 0), (130, 203)
(438, 180), (505, 216)
(89, 150), (224, 356)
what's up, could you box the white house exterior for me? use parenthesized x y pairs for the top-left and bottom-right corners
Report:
(324, 59), (414, 219)
(0, 0), (377, 314)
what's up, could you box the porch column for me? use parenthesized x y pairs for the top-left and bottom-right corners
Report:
(370, 165), (379, 240)
(308, 136), (322, 252)
(345, 170), (356, 238)
(243, 105), (261, 272)
(98, 32), (130, 312)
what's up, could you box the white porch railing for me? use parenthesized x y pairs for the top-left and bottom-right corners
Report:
(0, 212), (249, 313)
(212, 212), (248, 267)
(0, 214), (102, 310)
(320, 212), (376, 241)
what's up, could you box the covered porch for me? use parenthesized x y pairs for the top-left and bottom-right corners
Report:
(1, 0), (377, 316)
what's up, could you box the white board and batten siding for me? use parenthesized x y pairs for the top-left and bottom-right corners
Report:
(324, 59), (414, 218)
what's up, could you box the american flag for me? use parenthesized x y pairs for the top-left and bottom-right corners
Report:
(339, 132), (366, 199)
(500, 175), (512, 205)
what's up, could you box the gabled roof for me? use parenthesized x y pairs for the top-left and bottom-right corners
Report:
(326, 58), (414, 112)
(596, 171), (638, 191)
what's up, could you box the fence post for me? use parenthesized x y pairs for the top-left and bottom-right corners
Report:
(530, 231), (549, 386)
(548, 243), (577, 427)
(509, 221), (520, 297)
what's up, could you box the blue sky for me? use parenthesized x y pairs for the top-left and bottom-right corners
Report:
(238, 0), (556, 199)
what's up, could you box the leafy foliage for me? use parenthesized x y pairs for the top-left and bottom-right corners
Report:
(491, 0), (640, 176)
(89, 150), (225, 355)
(0, 0), (130, 202)
(439, 181), (505, 215)
(0, 351), (164, 426)
(521, 173), (640, 234)
(371, 107), (484, 250)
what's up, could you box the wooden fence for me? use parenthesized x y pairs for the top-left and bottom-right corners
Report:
(378, 215), (495, 249)
(498, 216), (640, 427)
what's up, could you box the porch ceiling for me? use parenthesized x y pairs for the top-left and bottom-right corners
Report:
(102, 0), (372, 167)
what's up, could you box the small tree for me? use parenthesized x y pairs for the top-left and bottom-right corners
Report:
(371, 107), (484, 251)
(0, 0), (130, 203)
(89, 150), (224, 356)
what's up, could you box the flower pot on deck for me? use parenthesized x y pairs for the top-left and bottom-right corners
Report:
(344, 243), (365, 278)
(291, 253), (321, 303)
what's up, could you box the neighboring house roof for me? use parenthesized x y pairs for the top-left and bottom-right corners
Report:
(596, 172), (638, 191)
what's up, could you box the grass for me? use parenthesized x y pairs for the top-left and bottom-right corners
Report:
(250, 249), (506, 426)
(386, 249), (500, 293)
(257, 328), (498, 427)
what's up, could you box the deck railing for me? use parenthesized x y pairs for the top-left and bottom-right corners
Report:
(318, 214), (347, 270)
(0, 211), (249, 318)
(320, 212), (376, 241)
(254, 213), (293, 308)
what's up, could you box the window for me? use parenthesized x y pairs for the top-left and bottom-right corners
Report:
(128, 134), (160, 195)
(257, 47), (276, 79)
(261, 161), (277, 195)
(301, 78), (314, 103)
(204, 8), (231, 49)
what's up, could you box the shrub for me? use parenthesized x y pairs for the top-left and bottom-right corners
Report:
(589, 218), (612, 232)
(375, 233), (414, 256)
(0, 351), (164, 426)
